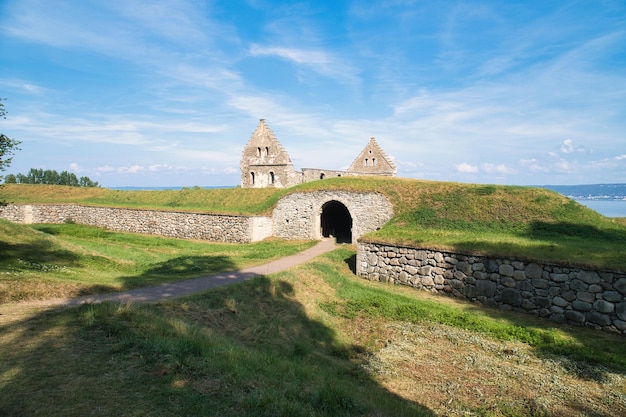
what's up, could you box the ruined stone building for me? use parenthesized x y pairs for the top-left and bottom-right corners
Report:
(240, 119), (396, 188)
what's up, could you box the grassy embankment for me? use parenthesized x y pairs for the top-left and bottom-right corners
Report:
(1, 240), (625, 416)
(0, 220), (314, 303)
(3, 178), (625, 270)
(1, 181), (626, 415)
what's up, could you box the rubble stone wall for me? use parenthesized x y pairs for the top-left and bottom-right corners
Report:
(357, 241), (626, 334)
(0, 204), (269, 243)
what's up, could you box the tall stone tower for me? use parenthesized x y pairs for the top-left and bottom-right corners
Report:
(347, 137), (397, 176)
(240, 119), (301, 188)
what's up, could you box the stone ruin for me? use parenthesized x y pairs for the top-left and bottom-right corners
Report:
(240, 119), (397, 188)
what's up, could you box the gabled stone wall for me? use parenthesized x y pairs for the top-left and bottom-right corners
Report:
(357, 241), (626, 335)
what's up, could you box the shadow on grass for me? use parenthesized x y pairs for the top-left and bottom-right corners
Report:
(0, 239), (81, 269)
(344, 253), (356, 274)
(0, 275), (434, 416)
(526, 220), (626, 242)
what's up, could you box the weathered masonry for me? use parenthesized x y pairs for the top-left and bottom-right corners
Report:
(272, 191), (393, 243)
(240, 119), (397, 188)
(0, 191), (394, 244)
(357, 241), (626, 335)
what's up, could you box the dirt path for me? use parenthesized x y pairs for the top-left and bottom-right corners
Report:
(0, 239), (336, 322)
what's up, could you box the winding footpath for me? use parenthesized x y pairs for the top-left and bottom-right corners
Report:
(0, 239), (336, 322)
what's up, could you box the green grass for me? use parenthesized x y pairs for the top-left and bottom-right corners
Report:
(3, 178), (626, 270)
(1, 245), (624, 416)
(0, 220), (315, 302)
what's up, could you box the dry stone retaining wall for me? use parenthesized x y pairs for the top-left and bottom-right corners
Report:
(358, 241), (626, 334)
(0, 204), (269, 243)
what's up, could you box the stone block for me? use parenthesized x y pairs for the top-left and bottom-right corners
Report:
(485, 259), (499, 273)
(616, 302), (626, 321)
(614, 320), (626, 332)
(571, 300), (593, 312)
(532, 278), (549, 289)
(501, 277), (516, 288)
(457, 261), (472, 275)
(553, 297), (569, 307)
(586, 312), (611, 327)
(476, 280), (497, 298)
(499, 264), (514, 277)
(501, 288), (522, 307)
(561, 290), (577, 302)
(534, 297), (551, 308)
(603, 291), (623, 302)
(588, 284), (602, 293)
(419, 265), (433, 276)
(565, 310), (586, 323)
(593, 300), (614, 314)
(512, 261), (525, 270)
(472, 262), (485, 271)
(614, 278), (626, 296)
(525, 263), (543, 280)
(512, 271), (526, 281)
(569, 279), (588, 292)
(422, 276), (434, 287)
(550, 273), (569, 283)
(405, 265), (418, 275)
(578, 270), (601, 284)
(576, 292), (595, 303)
(453, 270), (466, 280)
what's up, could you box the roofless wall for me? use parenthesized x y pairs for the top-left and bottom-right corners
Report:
(240, 119), (396, 188)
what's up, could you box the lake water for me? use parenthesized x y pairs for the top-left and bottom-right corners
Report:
(575, 200), (626, 218)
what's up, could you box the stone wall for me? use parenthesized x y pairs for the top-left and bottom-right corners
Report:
(0, 204), (271, 243)
(357, 241), (626, 334)
(272, 191), (393, 240)
(0, 190), (393, 244)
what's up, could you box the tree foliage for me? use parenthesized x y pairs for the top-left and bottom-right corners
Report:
(5, 168), (100, 187)
(0, 98), (21, 177)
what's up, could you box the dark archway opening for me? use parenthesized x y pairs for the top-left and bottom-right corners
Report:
(321, 201), (352, 244)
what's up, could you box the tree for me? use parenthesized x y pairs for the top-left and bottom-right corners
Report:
(8, 168), (100, 187)
(0, 98), (21, 180)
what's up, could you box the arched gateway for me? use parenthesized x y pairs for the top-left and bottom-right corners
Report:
(320, 200), (353, 243)
(271, 191), (393, 243)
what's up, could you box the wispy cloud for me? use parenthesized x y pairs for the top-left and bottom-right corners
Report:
(249, 44), (360, 86)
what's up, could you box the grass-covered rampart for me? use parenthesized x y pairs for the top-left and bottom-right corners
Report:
(2, 178), (625, 270)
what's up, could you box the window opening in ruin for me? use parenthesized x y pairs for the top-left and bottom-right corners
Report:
(373, 158), (377, 166)
(365, 158), (369, 166)
(251, 172), (255, 185)
(265, 146), (269, 156)
(257, 147), (261, 157)
(320, 200), (352, 244)
(320, 173), (325, 179)
(270, 171), (275, 184)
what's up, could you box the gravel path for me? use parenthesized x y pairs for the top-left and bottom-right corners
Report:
(0, 239), (336, 321)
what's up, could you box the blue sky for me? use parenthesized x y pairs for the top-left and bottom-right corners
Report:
(1, 0), (624, 187)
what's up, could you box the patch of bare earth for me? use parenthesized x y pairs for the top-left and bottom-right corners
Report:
(349, 320), (626, 416)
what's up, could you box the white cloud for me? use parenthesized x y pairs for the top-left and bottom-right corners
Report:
(69, 163), (84, 173)
(249, 44), (360, 85)
(118, 165), (145, 174)
(482, 163), (516, 175)
(455, 162), (479, 173)
(520, 158), (549, 173)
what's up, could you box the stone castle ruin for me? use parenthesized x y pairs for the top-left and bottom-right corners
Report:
(240, 119), (397, 188)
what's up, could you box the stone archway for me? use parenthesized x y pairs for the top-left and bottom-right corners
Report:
(320, 200), (352, 243)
